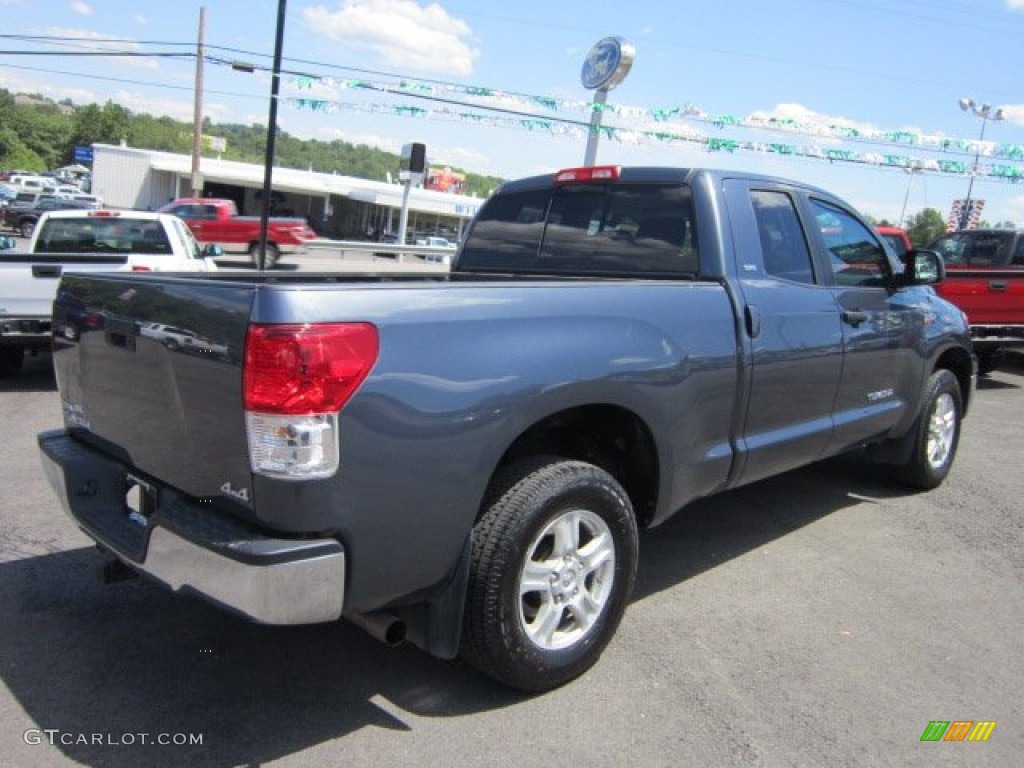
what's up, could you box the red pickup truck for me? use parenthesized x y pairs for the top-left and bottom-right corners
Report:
(925, 229), (1024, 374)
(159, 198), (316, 268)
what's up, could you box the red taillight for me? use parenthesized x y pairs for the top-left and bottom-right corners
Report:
(554, 165), (621, 184)
(131, 265), (152, 272)
(243, 323), (378, 414)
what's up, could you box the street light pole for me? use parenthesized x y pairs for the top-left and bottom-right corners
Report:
(958, 97), (1005, 230)
(898, 166), (922, 230)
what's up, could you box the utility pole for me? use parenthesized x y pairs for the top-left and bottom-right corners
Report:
(256, 0), (288, 271)
(190, 7), (206, 198)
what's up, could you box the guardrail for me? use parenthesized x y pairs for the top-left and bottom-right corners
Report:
(307, 239), (456, 266)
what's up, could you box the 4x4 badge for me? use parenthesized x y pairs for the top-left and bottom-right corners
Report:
(220, 482), (250, 502)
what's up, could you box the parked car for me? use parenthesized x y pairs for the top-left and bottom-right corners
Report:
(0, 184), (18, 207)
(1, 197), (94, 238)
(159, 197), (318, 268)
(926, 229), (1024, 373)
(0, 209), (219, 376)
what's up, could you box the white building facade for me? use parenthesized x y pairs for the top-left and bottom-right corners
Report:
(91, 144), (485, 240)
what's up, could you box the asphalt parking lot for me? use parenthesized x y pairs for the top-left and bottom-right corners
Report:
(1, 342), (1021, 766)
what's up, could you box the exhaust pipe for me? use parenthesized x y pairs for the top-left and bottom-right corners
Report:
(348, 611), (407, 646)
(95, 556), (140, 584)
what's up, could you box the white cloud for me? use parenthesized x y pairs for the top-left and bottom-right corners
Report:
(999, 104), (1024, 127)
(1007, 1), (1024, 11)
(303, 0), (478, 76)
(315, 128), (402, 153)
(747, 103), (878, 136)
(0, 70), (97, 104)
(133, 14), (147, 25)
(1004, 194), (1024, 222)
(41, 26), (158, 70)
(70, 1), (92, 15)
(111, 90), (231, 123)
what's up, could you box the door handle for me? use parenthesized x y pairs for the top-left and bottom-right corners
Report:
(842, 310), (869, 327)
(988, 281), (1008, 292)
(744, 304), (761, 338)
(32, 265), (62, 278)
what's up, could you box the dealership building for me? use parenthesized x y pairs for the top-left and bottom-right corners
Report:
(90, 143), (486, 240)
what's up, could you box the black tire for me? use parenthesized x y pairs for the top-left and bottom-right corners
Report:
(900, 369), (963, 490)
(19, 219), (35, 239)
(976, 349), (1004, 376)
(0, 346), (25, 378)
(249, 242), (280, 269)
(461, 457), (638, 692)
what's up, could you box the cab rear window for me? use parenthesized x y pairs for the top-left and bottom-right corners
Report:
(459, 182), (698, 277)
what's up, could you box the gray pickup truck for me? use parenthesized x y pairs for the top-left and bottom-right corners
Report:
(39, 166), (974, 691)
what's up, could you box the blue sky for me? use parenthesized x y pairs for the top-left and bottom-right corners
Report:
(2, 0), (1023, 226)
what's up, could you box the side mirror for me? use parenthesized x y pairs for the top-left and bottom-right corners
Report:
(203, 244), (224, 258)
(0, 235), (16, 251)
(902, 249), (945, 286)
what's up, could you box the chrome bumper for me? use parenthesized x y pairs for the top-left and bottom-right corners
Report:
(38, 430), (346, 625)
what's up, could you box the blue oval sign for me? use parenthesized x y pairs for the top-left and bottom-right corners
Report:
(581, 37), (635, 91)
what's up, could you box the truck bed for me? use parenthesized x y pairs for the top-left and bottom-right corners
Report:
(50, 270), (739, 612)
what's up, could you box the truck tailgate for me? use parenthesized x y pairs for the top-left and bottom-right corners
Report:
(53, 273), (254, 504)
(0, 254), (127, 317)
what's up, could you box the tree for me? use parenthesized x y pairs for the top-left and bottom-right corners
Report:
(905, 208), (947, 247)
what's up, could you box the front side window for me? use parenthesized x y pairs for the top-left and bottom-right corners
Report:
(811, 199), (888, 287)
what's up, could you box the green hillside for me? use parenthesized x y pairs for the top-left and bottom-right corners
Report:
(0, 89), (504, 197)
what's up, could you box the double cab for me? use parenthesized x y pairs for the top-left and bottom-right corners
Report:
(40, 167), (974, 691)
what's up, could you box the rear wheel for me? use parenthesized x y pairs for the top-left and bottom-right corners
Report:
(900, 369), (963, 490)
(461, 457), (638, 692)
(0, 346), (25, 377)
(249, 242), (280, 269)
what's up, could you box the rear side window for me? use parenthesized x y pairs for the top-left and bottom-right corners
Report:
(749, 190), (814, 284)
(931, 232), (1015, 266)
(459, 182), (697, 276)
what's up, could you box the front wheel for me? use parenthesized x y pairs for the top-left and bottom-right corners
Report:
(249, 242), (280, 269)
(461, 458), (638, 692)
(900, 369), (963, 490)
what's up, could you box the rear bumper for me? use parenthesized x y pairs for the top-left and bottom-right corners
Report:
(38, 429), (346, 625)
(0, 315), (51, 346)
(970, 326), (1024, 350)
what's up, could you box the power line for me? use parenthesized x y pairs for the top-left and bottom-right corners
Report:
(0, 62), (263, 101)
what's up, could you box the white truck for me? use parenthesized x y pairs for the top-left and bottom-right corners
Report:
(0, 209), (220, 376)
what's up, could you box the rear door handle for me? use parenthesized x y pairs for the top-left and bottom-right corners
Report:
(842, 310), (869, 327)
(988, 281), (1008, 292)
